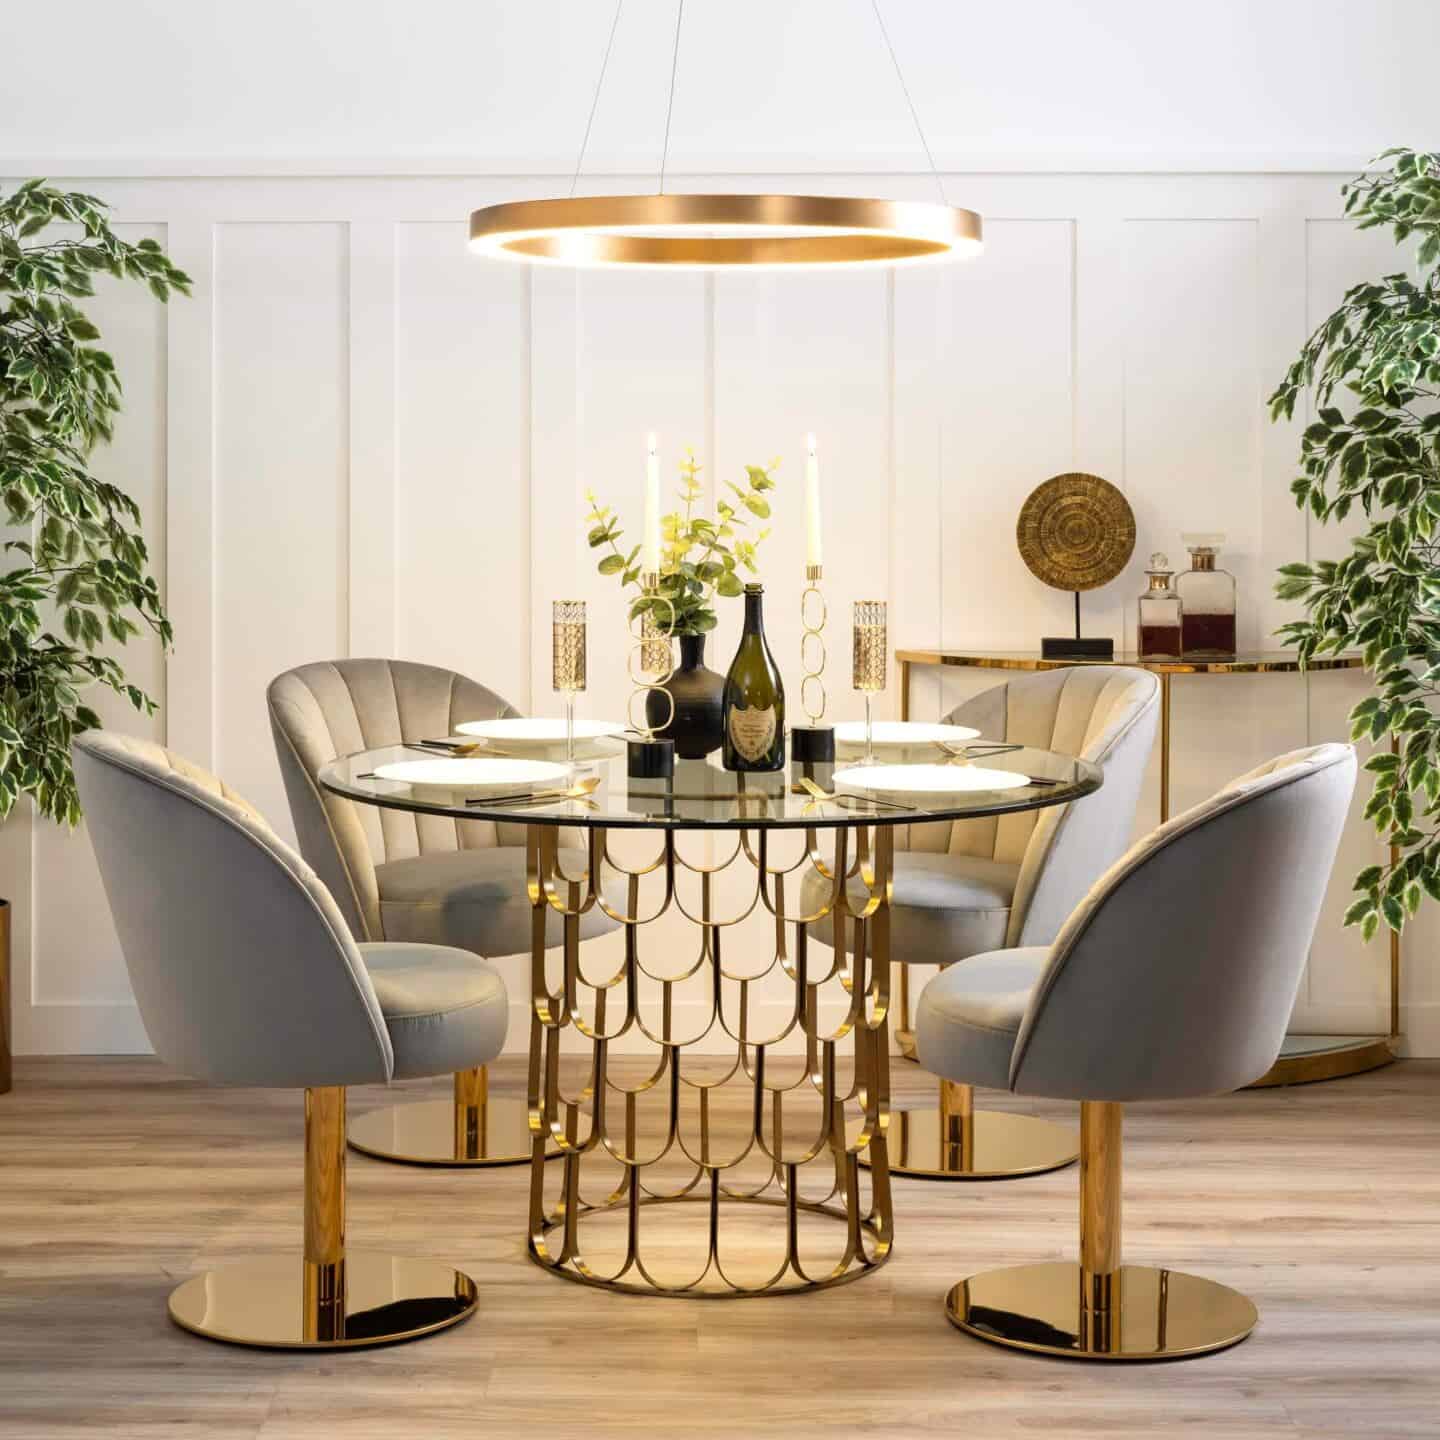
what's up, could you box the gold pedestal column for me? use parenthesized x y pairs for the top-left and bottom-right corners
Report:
(347, 1065), (557, 1166)
(525, 820), (894, 1296)
(167, 1086), (480, 1348)
(945, 1101), (1258, 1360)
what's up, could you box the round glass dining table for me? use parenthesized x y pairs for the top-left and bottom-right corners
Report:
(320, 740), (1100, 1297)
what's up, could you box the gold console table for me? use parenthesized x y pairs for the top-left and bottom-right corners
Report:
(896, 649), (1399, 1088)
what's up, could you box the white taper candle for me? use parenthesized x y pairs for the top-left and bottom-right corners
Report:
(643, 433), (661, 575)
(804, 433), (822, 568)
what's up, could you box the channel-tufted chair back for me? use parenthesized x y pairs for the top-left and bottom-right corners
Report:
(1010, 743), (1356, 1100)
(907, 667), (1159, 947)
(74, 731), (393, 1089)
(268, 659), (521, 941)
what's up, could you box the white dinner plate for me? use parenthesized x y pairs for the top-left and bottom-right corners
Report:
(371, 757), (570, 795)
(833, 720), (982, 752)
(832, 763), (1031, 803)
(454, 717), (626, 751)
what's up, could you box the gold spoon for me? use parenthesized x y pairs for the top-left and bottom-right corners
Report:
(407, 740), (483, 757)
(793, 775), (914, 811)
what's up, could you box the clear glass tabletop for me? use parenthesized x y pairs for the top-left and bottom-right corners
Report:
(318, 740), (1102, 831)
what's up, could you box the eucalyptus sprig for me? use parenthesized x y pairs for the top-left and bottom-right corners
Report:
(584, 449), (779, 637)
(1269, 148), (1440, 940)
(0, 179), (188, 825)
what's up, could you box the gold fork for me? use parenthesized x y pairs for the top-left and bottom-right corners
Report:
(466, 776), (602, 807)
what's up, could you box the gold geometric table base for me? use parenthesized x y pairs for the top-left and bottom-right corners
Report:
(167, 1252), (478, 1349)
(531, 1183), (890, 1299)
(863, 1108), (1078, 1180)
(524, 822), (897, 1297)
(349, 1096), (556, 1167)
(946, 1261), (1258, 1360)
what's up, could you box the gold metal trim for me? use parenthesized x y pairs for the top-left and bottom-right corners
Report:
(469, 194), (983, 271)
(524, 821), (895, 1296)
(1247, 1034), (1398, 1088)
(893, 648), (1365, 676)
(167, 1086), (479, 1348)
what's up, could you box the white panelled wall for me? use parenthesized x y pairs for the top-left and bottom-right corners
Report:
(0, 170), (1428, 1056)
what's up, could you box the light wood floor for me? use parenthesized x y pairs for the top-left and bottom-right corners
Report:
(1, 1056), (1436, 1440)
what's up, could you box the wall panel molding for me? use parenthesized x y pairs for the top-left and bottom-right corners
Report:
(0, 168), (1421, 1057)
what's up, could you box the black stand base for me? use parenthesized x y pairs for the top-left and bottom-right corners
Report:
(790, 725), (836, 764)
(1041, 636), (1114, 660)
(627, 736), (675, 779)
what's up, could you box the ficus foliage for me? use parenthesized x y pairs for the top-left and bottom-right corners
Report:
(1270, 148), (1440, 940)
(585, 449), (780, 636)
(0, 180), (188, 825)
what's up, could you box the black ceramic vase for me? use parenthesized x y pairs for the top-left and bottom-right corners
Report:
(646, 633), (725, 758)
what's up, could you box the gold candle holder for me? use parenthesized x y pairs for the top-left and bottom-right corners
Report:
(791, 563), (835, 765)
(852, 599), (888, 764)
(627, 573), (676, 777)
(552, 600), (586, 765)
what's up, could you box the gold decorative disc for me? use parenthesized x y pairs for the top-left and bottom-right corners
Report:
(1016, 473), (1136, 592)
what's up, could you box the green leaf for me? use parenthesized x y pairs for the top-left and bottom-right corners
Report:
(597, 554), (625, 575)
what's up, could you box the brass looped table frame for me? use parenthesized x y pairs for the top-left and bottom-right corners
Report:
(523, 821), (895, 1296)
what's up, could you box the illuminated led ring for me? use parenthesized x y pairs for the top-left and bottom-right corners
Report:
(627, 594), (676, 737)
(801, 580), (828, 726)
(469, 194), (983, 271)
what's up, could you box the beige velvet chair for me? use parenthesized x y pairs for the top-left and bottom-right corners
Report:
(75, 731), (510, 1349)
(268, 657), (618, 1167)
(803, 665), (1160, 1179)
(917, 743), (1356, 1360)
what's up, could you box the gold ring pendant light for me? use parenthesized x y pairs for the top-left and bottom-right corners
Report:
(469, 1), (983, 271)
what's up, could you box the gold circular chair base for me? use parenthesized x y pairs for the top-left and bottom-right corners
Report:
(348, 1097), (554, 1167)
(168, 1252), (478, 1349)
(946, 1262), (1258, 1360)
(863, 1108), (1079, 1179)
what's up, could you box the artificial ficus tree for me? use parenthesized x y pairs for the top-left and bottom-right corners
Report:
(0, 180), (188, 825)
(1270, 148), (1440, 940)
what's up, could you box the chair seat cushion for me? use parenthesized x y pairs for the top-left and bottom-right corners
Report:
(798, 851), (1020, 962)
(374, 846), (616, 957)
(915, 947), (1049, 1092)
(359, 942), (507, 1080)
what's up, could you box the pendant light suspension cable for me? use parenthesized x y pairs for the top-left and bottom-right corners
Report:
(871, 0), (947, 204)
(658, 0), (684, 194)
(569, 0), (623, 198)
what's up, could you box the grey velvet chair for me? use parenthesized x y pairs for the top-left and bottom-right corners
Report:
(74, 731), (510, 1349)
(917, 743), (1356, 1360)
(267, 657), (617, 1167)
(803, 665), (1160, 1179)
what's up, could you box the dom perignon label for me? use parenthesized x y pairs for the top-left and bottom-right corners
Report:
(727, 703), (777, 764)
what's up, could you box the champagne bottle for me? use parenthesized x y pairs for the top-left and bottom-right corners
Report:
(722, 583), (786, 772)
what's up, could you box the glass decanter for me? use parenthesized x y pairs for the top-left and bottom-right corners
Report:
(1177, 533), (1237, 658)
(1137, 553), (1182, 660)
